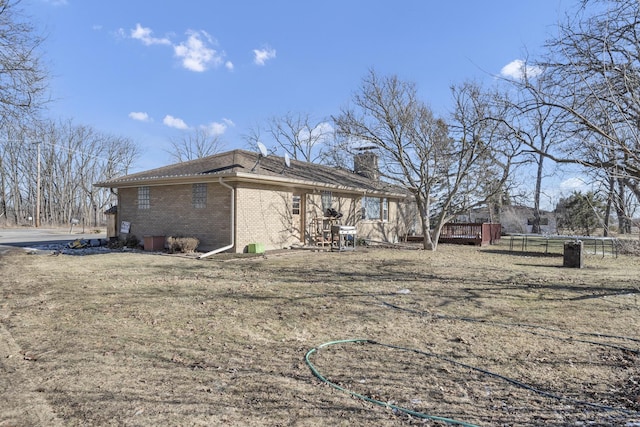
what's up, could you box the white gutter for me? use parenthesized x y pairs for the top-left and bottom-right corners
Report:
(198, 177), (235, 259)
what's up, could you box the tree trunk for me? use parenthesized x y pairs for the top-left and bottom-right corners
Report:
(0, 158), (7, 225)
(603, 174), (614, 237)
(532, 152), (544, 234)
(415, 196), (434, 250)
(12, 167), (20, 224)
(616, 179), (631, 234)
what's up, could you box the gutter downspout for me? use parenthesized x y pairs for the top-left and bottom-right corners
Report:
(198, 177), (235, 259)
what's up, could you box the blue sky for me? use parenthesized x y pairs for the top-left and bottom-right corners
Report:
(30, 0), (582, 205)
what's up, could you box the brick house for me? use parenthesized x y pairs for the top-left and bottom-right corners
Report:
(95, 149), (410, 254)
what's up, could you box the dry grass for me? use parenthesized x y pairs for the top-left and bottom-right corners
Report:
(0, 243), (639, 426)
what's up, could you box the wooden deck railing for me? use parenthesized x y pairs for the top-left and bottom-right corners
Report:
(439, 223), (501, 246)
(406, 223), (502, 246)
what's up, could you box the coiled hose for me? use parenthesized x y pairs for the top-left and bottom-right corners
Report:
(305, 339), (480, 427)
(305, 338), (637, 426)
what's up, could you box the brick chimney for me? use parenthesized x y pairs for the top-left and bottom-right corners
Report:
(354, 150), (379, 180)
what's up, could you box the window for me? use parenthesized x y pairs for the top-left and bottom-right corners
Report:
(362, 196), (389, 221)
(362, 196), (381, 220)
(138, 186), (150, 209)
(292, 194), (301, 215)
(382, 198), (389, 221)
(192, 183), (207, 209)
(321, 191), (332, 212)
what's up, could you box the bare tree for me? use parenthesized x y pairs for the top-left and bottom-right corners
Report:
(446, 82), (522, 231)
(0, 119), (139, 226)
(334, 70), (516, 250)
(501, 70), (572, 233)
(515, 0), (640, 202)
(0, 123), (30, 224)
(0, 0), (48, 124)
(167, 127), (224, 162)
(247, 112), (333, 163)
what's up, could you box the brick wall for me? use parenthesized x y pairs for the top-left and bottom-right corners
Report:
(235, 183), (300, 251)
(358, 199), (401, 243)
(118, 183), (231, 251)
(304, 191), (406, 245)
(117, 181), (410, 253)
(356, 199), (407, 243)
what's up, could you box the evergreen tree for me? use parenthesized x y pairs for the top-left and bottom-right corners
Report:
(556, 191), (604, 236)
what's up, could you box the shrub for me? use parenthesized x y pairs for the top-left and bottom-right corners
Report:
(167, 236), (200, 253)
(618, 239), (640, 256)
(124, 234), (140, 248)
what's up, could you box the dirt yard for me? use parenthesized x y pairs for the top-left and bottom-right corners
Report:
(0, 243), (639, 426)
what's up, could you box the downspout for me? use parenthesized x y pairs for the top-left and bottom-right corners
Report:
(198, 177), (235, 259)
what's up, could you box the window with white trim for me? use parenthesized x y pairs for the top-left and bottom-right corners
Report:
(382, 197), (389, 221)
(292, 194), (301, 215)
(361, 196), (380, 220)
(362, 196), (389, 221)
(138, 186), (150, 209)
(321, 191), (332, 212)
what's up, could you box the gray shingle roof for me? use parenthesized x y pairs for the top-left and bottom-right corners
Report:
(95, 149), (404, 196)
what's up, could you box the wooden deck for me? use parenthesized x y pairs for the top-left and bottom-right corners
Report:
(407, 223), (501, 246)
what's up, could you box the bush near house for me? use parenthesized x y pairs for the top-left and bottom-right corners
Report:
(166, 236), (199, 253)
(107, 234), (141, 250)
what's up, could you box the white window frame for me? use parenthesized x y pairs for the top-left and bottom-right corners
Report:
(321, 191), (332, 213)
(362, 196), (381, 220)
(361, 196), (389, 222)
(292, 194), (301, 215)
(382, 197), (389, 221)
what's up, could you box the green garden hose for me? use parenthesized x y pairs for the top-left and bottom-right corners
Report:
(305, 339), (480, 427)
(305, 338), (636, 426)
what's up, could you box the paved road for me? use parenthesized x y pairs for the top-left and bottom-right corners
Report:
(0, 228), (107, 248)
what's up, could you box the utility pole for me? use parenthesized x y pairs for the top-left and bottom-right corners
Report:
(35, 141), (41, 227)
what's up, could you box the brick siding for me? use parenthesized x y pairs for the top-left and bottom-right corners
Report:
(118, 183), (231, 251)
(117, 181), (408, 253)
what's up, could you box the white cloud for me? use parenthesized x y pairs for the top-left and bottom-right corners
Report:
(163, 115), (189, 130)
(174, 30), (223, 72)
(297, 121), (334, 142)
(114, 28), (127, 39)
(500, 59), (542, 80)
(253, 47), (276, 66)
(129, 112), (151, 122)
(129, 25), (230, 73)
(201, 122), (227, 136)
(313, 122), (334, 137)
(199, 118), (235, 136)
(131, 23), (171, 46)
(560, 176), (588, 192)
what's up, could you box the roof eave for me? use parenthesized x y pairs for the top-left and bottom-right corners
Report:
(94, 171), (406, 198)
(232, 171), (406, 197)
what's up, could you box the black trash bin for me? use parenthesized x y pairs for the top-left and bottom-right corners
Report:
(563, 240), (584, 268)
